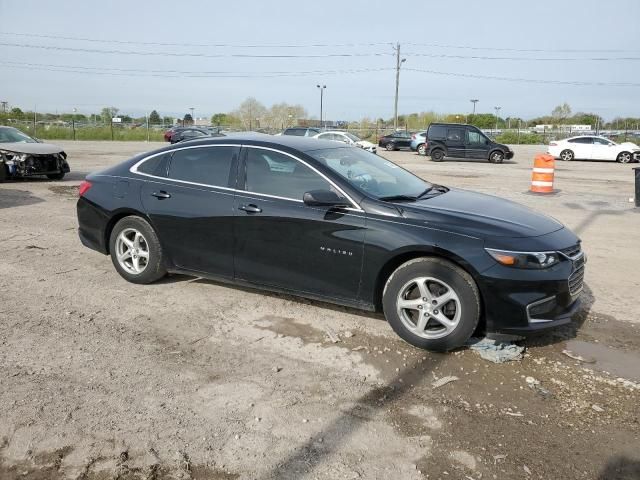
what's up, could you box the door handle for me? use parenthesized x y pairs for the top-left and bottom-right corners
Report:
(151, 191), (171, 199)
(239, 204), (262, 213)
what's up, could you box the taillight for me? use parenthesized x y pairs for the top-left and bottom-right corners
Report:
(78, 180), (92, 197)
(549, 142), (557, 146)
(411, 134), (416, 139)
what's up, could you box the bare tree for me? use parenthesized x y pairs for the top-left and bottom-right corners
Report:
(551, 103), (572, 125)
(232, 97), (267, 130)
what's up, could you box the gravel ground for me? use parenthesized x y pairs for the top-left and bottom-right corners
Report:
(0, 141), (639, 480)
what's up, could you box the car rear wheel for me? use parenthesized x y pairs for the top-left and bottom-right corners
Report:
(430, 149), (444, 162)
(417, 143), (427, 156)
(47, 172), (65, 180)
(382, 257), (480, 351)
(489, 151), (504, 163)
(385, 142), (396, 151)
(560, 149), (574, 161)
(616, 151), (632, 163)
(109, 216), (166, 284)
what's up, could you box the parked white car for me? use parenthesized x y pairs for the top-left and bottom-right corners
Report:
(312, 131), (377, 154)
(548, 136), (640, 163)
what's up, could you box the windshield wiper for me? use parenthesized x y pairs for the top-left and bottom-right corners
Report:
(378, 194), (418, 202)
(417, 184), (448, 199)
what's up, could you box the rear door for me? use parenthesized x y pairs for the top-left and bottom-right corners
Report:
(394, 132), (412, 148)
(446, 127), (465, 158)
(465, 128), (490, 159)
(139, 145), (240, 278)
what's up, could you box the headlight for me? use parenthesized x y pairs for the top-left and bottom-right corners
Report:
(485, 248), (559, 269)
(0, 150), (27, 164)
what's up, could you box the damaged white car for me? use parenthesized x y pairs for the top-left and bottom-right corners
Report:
(0, 126), (70, 181)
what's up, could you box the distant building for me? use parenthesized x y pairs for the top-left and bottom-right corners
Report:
(533, 124), (591, 132)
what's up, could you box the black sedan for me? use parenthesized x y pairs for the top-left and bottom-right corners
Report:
(0, 126), (70, 181)
(378, 131), (413, 151)
(77, 134), (584, 351)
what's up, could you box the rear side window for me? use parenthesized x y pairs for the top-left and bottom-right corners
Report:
(168, 146), (237, 187)
(428, 125), (446, 139)
(137, 153), (170, 177)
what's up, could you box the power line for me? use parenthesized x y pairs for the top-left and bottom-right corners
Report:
(0, 61), (393, 78)
(405, 52), (640, 61)
(0, 31), (391, 49)
(0, 42), (392, 58)
(404, 68), (640, 87)
(405, 42), (638, 54)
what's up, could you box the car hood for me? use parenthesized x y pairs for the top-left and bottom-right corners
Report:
(399, 187), (564, 238)
(0, 142), (64, 155)
(356, 140), (376, 149)
(619, 141), (640, 150)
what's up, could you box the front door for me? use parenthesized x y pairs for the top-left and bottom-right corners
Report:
(233, 146), (366, 301)
(140, 145), (239, 278)
(591, 137), (615, 160)
(465, 129), (490, 159)
(446, 127), (465, 158)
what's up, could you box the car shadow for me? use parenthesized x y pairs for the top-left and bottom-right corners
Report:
(0, 188), (45, 210)
(4, 171), (88, 183)
(598, 455), (640, 480)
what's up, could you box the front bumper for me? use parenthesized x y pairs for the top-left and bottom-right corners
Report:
(505, 150), (514, 159)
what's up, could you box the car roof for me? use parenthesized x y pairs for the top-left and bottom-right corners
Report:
(167, 132), (341, 152)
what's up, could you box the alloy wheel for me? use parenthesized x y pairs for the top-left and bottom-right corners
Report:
(396, 276), (461, 340)
(560, 150), (574, 161)
(115, 228), (150, 275)
(617, 152), (632, 163)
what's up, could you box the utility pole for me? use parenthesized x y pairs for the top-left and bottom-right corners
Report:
(393, 43), (406, 130)
(494, 106), (501, 132)
(470, 99), (479, 123)
(316, 84), (326, 129)
(0, 101), (8, 114)
(189, 107), (195, 126)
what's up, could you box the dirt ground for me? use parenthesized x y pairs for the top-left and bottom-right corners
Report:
(1, 140), (639, 480)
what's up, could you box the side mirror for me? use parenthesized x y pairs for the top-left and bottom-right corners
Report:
(303, 189), (349, 207)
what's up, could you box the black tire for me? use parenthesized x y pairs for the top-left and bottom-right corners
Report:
(430, 149), (444, 162)
(46, 171), (65, 180)
(385, 142), (396, 151)
(488, 150), (505, 164)
(417, 143), (427, 156)
(109, 216), (167, 284)
(0, 164), (7, 183)
(616, 151), (632, 163)
(382, 257), (480, 352)
(559, 149), (574, 161)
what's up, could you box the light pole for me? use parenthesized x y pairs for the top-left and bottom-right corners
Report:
(470, 99), (479, 122)
(316, 84), (326, 129)
(72, 108), (77, 140)
(494, 106), (501, 132)
(189, 107), (195, 126)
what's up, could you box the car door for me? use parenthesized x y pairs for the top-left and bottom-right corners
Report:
(465, 129), (490, 159)
(139, 145), (240, 278)
(567, 137), (593, 159)
(233, 146), (366, 301)
(395, 132), (412, 148)
(591, 137), (616, 160)
(446, 127), (465, 158)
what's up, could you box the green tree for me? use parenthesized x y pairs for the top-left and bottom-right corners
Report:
(211, 113), (228, 125)
(101, 107), (119, 123)
(183, 113), (193, 125)
(148, 110), (161, 124)
(10, 107), (24, 120)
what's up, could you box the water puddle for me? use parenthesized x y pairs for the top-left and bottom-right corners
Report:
(565, 340), (640, 382)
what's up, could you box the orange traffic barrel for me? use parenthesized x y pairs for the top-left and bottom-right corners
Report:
(530, 154), (555, 193)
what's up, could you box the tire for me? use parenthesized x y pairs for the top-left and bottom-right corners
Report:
(560, 149), (574, 161)
(0, 164), (7, 183)
(385, 142), (396, 151)
(430, 149), (444, 162)
(382, 257), (480, 352)
(109, 216), (167, 284)
(417, 143), (427, 156)
(46, 171), (65, 180)
(616, 151), (632, 163)
(489, 150), (505, 164)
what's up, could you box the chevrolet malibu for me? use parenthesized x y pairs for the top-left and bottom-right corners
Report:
(77, 134), (585, 351)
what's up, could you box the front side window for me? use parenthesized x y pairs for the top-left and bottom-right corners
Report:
(168, 146), (237, 187)
(593, 137), (613, 145)
(245, 148), (332, 201)
(0, 128), (37, 143)
(467, 130), (484, 145)
(309, 147), (430, 199)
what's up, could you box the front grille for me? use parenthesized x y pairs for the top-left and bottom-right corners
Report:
(560, 243), (582, 258)
(568, 265), (585, 296)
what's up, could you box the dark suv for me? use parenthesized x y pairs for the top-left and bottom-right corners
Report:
(425, 123), (513, 163)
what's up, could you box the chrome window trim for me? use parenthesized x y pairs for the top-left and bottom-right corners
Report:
(129, 143), (364, 212)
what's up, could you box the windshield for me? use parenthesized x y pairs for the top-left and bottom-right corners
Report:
(0, 128), (37, 143)
(345, 132), (361, 142)
(308, 147), (431, 199)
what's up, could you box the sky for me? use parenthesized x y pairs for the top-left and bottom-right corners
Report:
(1, 0), (639, 122)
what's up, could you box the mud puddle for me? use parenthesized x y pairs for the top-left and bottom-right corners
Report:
(565, 339), (640, 382)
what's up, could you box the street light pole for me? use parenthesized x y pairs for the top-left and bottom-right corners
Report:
(470, 99), (479, 123)
(494, 106), (501, 132)
(393, 43), (406, 130)
(189, 107), (195, 126)
(316, 84), (326, 129)
(72, 107), (77, 141)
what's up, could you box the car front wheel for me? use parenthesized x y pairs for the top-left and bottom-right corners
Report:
(109, 216), (167, 284)
(489, 151), (505, 163)
(382, 257), (480, 351)
(617, 151), (632, 163)
(385, 142), (396, 151)
(560, 149), (574, 161)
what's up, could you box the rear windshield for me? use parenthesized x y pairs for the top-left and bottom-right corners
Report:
(428, 125), (446, 139)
